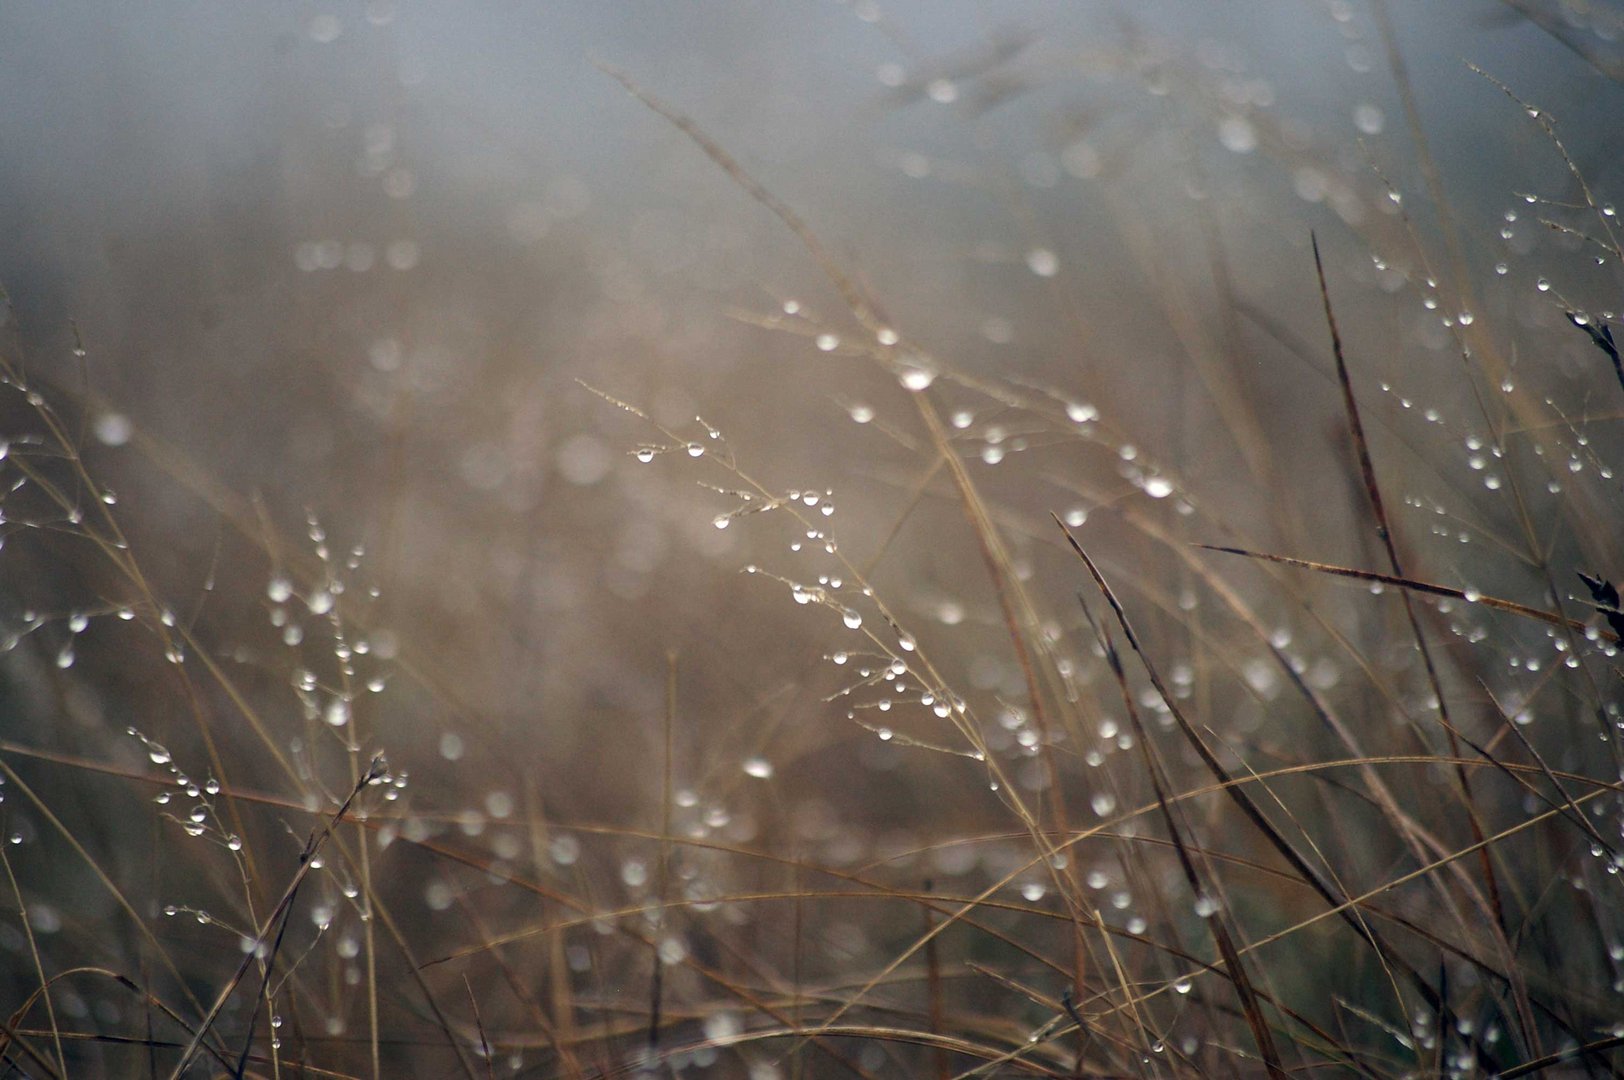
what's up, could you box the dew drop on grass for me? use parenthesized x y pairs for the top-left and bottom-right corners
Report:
(1066, 401), (1098, 423)
(742, 756), (774, 779)
(658, 936), (687, 965)
(1218, 115), (1257, 153)
(635, 448), (655, 463)
(815, 333), (839, 352)
(897, 361), (936, 392)
(849, 403), (874, 424)
(704, 1011), (743, 1042)
(1193, 894), (1221, 918)
(685, 443), (704, 458)
(550, 834), (580, 866)
(712, 515), (730, 530)
(842, 609), (863, 630)
(1025, 248), (1059, 277)
(1143, 476), (1174, 499)
(94, 412), (133, 446)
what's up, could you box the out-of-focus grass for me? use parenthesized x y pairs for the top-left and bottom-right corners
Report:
(2, 5), (1624, 1077)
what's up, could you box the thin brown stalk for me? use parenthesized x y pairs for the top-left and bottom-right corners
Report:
(1077, 591), (1288, 1077)
(1055, 516), (1507, 1073)
(1315, 233), (1527, 1054)
(1197, 544), (1612, 641)
(168, 758), (388, 1080)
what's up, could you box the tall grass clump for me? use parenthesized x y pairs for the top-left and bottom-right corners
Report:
(1, 4), (1623, 1077)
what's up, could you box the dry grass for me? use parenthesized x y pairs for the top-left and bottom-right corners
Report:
(1, 6), (1623, 1078)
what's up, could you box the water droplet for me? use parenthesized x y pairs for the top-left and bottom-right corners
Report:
(742, 756), (774, 779)
(324, 699), (351, 727)
(1025, 248), (1059, 277)
(842, 609), (863, 630)
(1353, 103), (1385, 135)
(1218, 115), (1257, 154)
(815, 333), (839, 352)
(635, 448), (656, 463)
(1143, 477), (1174, 499)
(94, 412), (133, 447)
(550, 834), (580, 865)
(897, 361), (936, 392)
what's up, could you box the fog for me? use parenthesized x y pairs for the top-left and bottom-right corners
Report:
(2, 3), (1622, 1076)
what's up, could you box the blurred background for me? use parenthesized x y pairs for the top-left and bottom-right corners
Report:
(1, 2), (1623, 1076)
